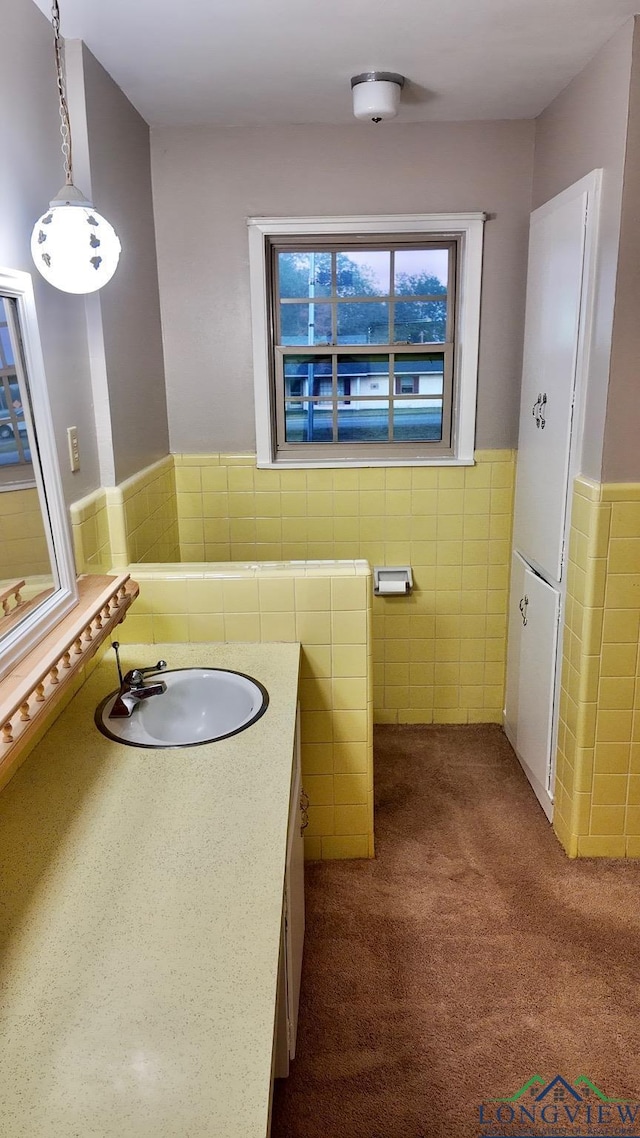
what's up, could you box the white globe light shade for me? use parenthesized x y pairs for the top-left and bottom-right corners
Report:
(30, 201), (121, 294)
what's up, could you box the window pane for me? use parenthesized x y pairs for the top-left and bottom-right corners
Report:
(285, 401), (333, 443)
(0, 299), (31, 469)
(394, 249), (448, 295)
(278, 252), (331, 298)
(337, 303), (389, 344)
(0, 323), (13, 367)
(337, 402), (389, 442)
(337, 251), (390, 297)
(284, 356), (332, 398)
(0, 381), (29, 466)
(394, 354), (444, 396)
(393, 401), (443, 441)
(338, 354), (390, 396)
(280, 302), (332, 345)
(394, 301), (446, 343)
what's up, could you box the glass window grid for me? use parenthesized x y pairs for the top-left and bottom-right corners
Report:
(275, 243), (454, 343)
(269, 238), (457, 457)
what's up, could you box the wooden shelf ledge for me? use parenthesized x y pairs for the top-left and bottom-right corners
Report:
(0, 573), (139, 785)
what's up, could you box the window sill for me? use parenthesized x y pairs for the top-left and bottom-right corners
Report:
(0, 573), (139, 792)
(257, 456), (475, 470)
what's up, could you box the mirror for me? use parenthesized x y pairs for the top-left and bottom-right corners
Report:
(0, 297), (56, 631)
(0, 267), (77, 680)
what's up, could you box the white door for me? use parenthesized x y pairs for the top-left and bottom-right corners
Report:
(513, 187), (588, 584)
(505, 553), (560, 818)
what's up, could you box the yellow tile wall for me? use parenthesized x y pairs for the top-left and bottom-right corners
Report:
(71, 458), (180, 574)
(106, 456), (180, 568)
(69, 487), (111, 573)
(71, 451), (514, 726)
(174, 450), (515, 725)
(0, 486), (52, 578)
(119, 560), (374, 860)
(554, 476), (640, 858)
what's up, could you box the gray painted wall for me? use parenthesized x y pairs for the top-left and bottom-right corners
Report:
(603, 19), (640, 483)
(151, 120), (535, 454)
(1, 3), (169, 504)
(1, 0), (100, 503)
(80, 45), (170, 485)
(533, 20), (634, 482)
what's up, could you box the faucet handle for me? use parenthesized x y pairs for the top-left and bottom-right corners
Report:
(127, 661), (167, 685)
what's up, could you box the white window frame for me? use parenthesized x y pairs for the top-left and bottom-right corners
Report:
(247, 213), (485, 468)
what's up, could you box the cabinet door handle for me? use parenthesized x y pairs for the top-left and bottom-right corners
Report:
(519, 594), (529, 626)
(300, 788), (309, 834)
(532, 392), (547, 429)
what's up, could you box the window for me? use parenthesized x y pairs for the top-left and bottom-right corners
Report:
(248, 214), (484, 466)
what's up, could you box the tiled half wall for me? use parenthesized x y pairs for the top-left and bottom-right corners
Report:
(554, 477), (640, 857)
(70, 456), (179, 573)
(119, 561), (374, 860)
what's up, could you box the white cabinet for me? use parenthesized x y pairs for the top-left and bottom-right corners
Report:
(506, 170), (601, 818)
(273, 707), (305, 1079)
(513, 187), (588, 585)
(505, 554), (560, 818)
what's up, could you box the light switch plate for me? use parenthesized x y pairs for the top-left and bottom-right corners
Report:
(67, 426), (80, 472)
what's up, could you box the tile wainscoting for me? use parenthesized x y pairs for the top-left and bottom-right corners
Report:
(554, 477), (640, 857)
(173, 450), (515, 726)
(70, 456), (179, 573)
(70, 450), (515, 727)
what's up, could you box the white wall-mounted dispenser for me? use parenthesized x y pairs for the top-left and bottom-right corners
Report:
(373, 566), (413, 596)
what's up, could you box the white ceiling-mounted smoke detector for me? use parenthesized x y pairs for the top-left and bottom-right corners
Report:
(350, 72), (405, 122)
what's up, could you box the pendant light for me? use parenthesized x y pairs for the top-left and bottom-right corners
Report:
(30, 0), (121, 294)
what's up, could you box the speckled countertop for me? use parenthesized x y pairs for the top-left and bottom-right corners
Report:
(0, 642), (300, 1138)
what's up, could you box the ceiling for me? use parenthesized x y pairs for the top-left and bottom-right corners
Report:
(33, 0), (640, 127)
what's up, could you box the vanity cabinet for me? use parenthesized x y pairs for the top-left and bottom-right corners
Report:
(273, 706), (305, 1079)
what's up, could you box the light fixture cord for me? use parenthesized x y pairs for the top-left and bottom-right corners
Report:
(51, 0), (73, 186)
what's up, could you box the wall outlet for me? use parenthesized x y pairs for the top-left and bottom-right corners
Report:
(67, 426), (80, 472)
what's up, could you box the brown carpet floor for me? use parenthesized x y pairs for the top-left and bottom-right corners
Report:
(271, 724), (640, 1138)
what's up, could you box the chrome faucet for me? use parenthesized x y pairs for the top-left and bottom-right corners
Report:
(109, 643), (168, 718)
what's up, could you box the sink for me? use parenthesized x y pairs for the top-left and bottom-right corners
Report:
(95, 667), (269, 748)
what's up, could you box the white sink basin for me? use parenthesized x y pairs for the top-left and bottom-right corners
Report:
(95, 667), (268, 748)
